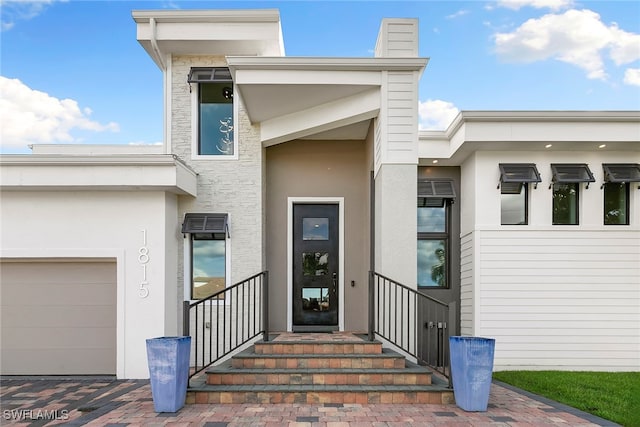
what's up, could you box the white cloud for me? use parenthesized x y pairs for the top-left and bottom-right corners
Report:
(493, 9), (640, 80)
(418, 99), (459, 130)
(624, 68), (640, 87)
(446, 10), (470, 20)
(495, 0), (574, 11)
(1, 0), (64, 31)
(0, 76), (119, 150)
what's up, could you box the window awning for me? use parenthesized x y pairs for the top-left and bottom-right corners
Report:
(187, 67), (233, 83)
(498, 163), (542, 193)
(182, 213), (229, 237)
(602, 164), (640, 183)
(418, 179), (456, 207)
(550, 164), (595, 188)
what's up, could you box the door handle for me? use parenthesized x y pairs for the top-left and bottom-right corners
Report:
(332, 272), (337, 293)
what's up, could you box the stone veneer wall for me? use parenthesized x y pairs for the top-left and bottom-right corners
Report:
(171, 55), (264, 309)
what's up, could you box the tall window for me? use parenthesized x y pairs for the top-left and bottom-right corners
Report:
(182, 213), (229, 300)
(417, 180), (455, 288)
(603, 183), (629, 225)
(188, 67), (234, 156)
(602, 164), (640, 226)
(553, 183), (579, 225)
(550, 164), (595, 226)
(499, 164), (541, 225)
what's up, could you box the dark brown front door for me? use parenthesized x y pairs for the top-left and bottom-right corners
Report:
(292, 204), (339, 331)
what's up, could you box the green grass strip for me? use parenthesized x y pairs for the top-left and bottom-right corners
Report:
(493, 371), (640, 427)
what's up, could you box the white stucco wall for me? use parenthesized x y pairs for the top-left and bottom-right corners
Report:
(375, 164), (417, 286)
(0, 191), (180, 378)
(461, 150), (640, 371)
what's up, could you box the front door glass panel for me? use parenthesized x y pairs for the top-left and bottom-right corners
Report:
(303, 252), (328, 276)
(302, 218), (329, 240)
(302, 288), (330, 312)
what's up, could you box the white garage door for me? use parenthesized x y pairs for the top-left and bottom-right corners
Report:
(1, 260), (116, 375)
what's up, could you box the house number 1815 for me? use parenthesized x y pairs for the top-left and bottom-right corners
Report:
(139, 229), (150, 298)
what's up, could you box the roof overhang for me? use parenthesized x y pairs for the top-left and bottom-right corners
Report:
(0, 154), (198, 196)
(419, 111), (640, 166)
(132, 9), (285, 69)
(227, 56), (428, 145)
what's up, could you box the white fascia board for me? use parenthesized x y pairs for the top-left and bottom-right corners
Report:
(157, 22), (279, 42)
(233, 68), (382, 86)
(227, 56), (428, 73)
(462, 120), (640, 143)
(418, 111), (640, 163)
(261, 87), (380, 146)
(0, 155), (198, 196)
(134, 9), (284, 62)
(132, 9), (281, 24)
(30, 144), (165, 155)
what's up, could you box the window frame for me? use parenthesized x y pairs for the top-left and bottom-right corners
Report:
(182, 213), (231, 302)
(417, 180), (454, 289)
(190, 68), (238, 161)
(603, 182), (630, 226)
(601, 163), (639, 226)
(498, 163), (540, 226)
(552, 182), (580, 225)
(549, 164), (595, 226)
(501, 183), (529, 225)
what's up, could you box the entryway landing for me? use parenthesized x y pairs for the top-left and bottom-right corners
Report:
(186, 332), (453, 405)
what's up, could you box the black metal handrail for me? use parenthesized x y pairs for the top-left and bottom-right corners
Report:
(183, 271), (269, 382)
(368, 271), (456, 387)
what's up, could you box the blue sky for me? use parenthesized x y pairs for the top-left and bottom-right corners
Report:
(1, 0), (639, 153)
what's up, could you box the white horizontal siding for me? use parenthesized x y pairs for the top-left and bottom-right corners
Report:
(383, 22), (418, 57)
(477, 229), (640, 371)
(374, 71), (418, 166)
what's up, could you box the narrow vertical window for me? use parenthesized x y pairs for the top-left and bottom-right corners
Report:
(199, 83), (234, 155)
(553, 183), (579, 225)
(417, 180), (455, 288)
(501, 184), (527, 225)
(188, 67), (234, 156)
(498, 164), (540, 225)
(604, 183), (629, 225)
(192, 235), (226, 299)
(550, 164), (595, 226)
(602, 164), (639, 225)
(182, 213), (229, 300)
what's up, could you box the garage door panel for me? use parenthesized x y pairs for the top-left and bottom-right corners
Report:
(2, 348), (116, 375)
(0, 261), (116, 375)
(2, 326), (116, 350)
(1, 282), (116, 305)
(1, 305), (116, 328)
(0, 262), (116, 284)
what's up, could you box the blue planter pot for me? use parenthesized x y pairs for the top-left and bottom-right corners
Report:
(146, 336), (191, 413)
(449, 336), (495, 411)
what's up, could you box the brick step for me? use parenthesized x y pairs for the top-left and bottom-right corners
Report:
(231, 348), (405, 369)
(205, 362), (432, 386)
(254, 340), (382, 355)
(186, 383), (454, 405)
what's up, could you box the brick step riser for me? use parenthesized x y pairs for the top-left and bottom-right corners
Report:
(254, 343), (382, 355)
(231, 358), (406, 369)
(206, 373), (432, 386)
(187, 390), (454, 405)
